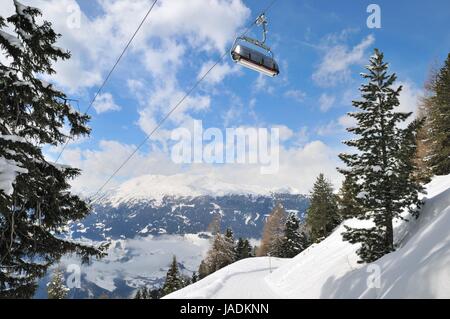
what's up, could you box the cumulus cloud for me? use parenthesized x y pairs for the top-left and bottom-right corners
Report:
(318, 93), (336, 112)
(313, 34), (375, 87)
(59, 139), (342, 195)
(93, 93), (121, 114)
(284, 90), (306, 103)
(197, 61), (241, 84)
(397, 80), (422, 122)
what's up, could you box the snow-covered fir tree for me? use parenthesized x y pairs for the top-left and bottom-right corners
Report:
(339, 49), (424, 263)
(47, 268), (69, 299)
(279, 213), (309, 258)
(0, 1), (105, 298)
(161, 256), (184, 296)
(306, 174), (340, 243)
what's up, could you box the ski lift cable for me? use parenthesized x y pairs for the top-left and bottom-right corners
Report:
(54, 0), (159, 164)
(88, 0), (280, 204)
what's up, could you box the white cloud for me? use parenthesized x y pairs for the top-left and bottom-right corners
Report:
(319, 93), (336, 112)
(338, 114), (357, 128)
(284, 90), (306, 103)
(197, 61), (241, 84)
(397, 80), (422, 123)
(1, 0), (250, 91)
(93, 93), (121, 114)
(313, 34), (375, 87)
(57, 140), (181, 194)
(273, 125), (294, 142)
(253, 73), (275, 94)
(58, 138), (342, 195)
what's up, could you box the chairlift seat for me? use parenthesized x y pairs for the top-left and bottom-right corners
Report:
(231, 44), (279, 77)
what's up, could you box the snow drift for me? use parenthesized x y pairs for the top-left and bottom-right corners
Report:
(166, 175), (450, 299)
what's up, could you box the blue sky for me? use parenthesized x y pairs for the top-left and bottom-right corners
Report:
(2, 0), (449, 194)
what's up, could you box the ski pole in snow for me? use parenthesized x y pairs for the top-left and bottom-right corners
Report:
(268, 253), (272, 273)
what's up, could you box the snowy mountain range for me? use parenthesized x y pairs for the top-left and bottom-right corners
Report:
(70, 174), (309, 240)
(166, 175), (450, 299)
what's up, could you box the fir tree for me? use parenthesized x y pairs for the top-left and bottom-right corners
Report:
(191, 272), (198, 283)
(141, 287), (149, 299)
(0, 1), (105, 298)
(305, 174), (340, 243)
(149, 288), (161, 299)
(47, 268), (68, 299)
(224, 227), (236, 260)
(134, 289), (142, 299)
(339, 49), (424, 263)
(338, 175), (362, 219)
(236, 238), (252, 260)
(161, 256), (184, 296)
(428, 53), (450, 175)
(279, 213), (309, 258)
(258, 203), (286, 256)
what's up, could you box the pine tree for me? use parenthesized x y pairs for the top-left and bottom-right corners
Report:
(257, 203), (286, 256)
(161, 256), (184, 297)
(236, 238), (252, 260)
(224, 227), (236, 260)
(0, 1), (105, 298)
(47, 268), (68, 299)
(339, 49), (424, 263)
(134, 289), (142, 299)
(279, 213), (309, 258)
(149, 288), (161, 299)
(191, 272), (198, 283)
(141, 287), (148, 299)
(338, 175), (362, 219)
(305, 174), (340, 243)
(428, 53), (450, 175)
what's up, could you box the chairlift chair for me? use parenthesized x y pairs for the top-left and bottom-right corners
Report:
(231, 14), (279, 77)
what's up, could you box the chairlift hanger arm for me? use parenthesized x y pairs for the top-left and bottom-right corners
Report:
(256, 14), (268, 44)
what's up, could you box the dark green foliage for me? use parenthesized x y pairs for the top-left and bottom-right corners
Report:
(134, 286), (161, 299)
(278, 213), (310, 258)
(0, 1), (105, 298)
(191, 272), (198, 283)
(235, 238), (252, 260)
(338, 175), (362, 219)
(134, 289), (142, 299)
(339, 49), (424, 263)
(306, 174), (340, 243)
(161, 256), (184, 296)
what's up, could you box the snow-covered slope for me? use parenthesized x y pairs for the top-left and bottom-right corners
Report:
(166, 257), (290, 299)
(166, 175), (450, 299)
